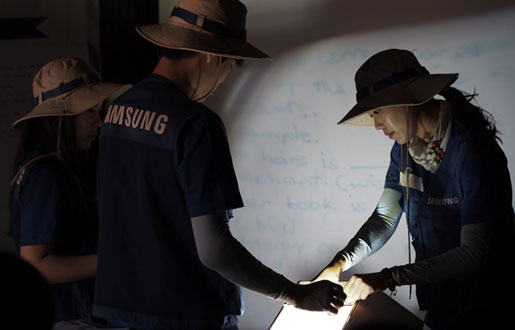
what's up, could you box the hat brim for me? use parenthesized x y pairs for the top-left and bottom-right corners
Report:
(136, 23), (272, 61)
(338, 73), (459, 126)
(12, 82), (124, 127)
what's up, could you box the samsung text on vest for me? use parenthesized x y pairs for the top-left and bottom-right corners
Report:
(426, 197), (459, 206)
(104, 104), (168, 135)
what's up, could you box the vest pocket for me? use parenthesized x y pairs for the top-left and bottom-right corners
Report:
(419, 212), (460, 258)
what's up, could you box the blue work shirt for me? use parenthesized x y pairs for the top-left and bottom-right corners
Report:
(10, 153), (98, 321)
(93, 74), (244, 329)
(385, 124), (515, 328)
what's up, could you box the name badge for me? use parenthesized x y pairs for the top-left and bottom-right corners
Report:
(399, 171), (424, 192)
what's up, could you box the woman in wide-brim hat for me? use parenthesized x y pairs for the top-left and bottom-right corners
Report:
(9, 57), (125, 322)
(315, 49), (515, 329)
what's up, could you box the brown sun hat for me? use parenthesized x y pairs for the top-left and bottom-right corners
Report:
(338, 49), (459, 126)
(136, 0), (271, 61)
(12, 58), (124, 127)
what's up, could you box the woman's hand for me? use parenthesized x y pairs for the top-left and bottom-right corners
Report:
(312, 257), (346, 283)
(313, 264), (341, 283)
(343, 272), (388, 303)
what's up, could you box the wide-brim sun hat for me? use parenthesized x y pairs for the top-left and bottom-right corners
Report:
(338, 49), (459, 126)
(136, 0), (272, 61)
(12, 58), (124, 127)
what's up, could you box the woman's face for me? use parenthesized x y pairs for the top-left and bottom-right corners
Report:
(74, 103), (102, 150)
(368, 105), (415, 144)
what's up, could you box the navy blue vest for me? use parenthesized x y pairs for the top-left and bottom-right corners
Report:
(385, 125), (514, 315)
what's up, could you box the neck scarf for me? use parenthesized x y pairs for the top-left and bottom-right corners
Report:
(408, 101), (453, 174)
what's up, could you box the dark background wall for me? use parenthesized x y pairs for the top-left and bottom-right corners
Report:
(98, 0), (158, 84)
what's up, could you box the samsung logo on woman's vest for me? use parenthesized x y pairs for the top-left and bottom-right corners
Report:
(104, 104), (168, 135)
(426, 196), (460, 206)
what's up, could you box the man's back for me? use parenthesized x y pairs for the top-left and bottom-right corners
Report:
(94, 74), (244, 329)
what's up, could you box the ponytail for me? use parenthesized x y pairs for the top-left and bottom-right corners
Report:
(438, 87), (501, 143)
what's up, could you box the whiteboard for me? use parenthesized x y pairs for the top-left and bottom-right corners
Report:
(205, 5), (515, 329)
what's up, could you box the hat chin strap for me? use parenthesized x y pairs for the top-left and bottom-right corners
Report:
(190, 56), (222, 102)
(404, 108), (413, 299)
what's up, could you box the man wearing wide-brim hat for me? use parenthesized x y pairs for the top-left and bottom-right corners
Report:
(93, 1), (345, 329)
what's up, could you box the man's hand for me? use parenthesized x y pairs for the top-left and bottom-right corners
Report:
(343, 272), (388, 303)
(290, 280), (346, 314)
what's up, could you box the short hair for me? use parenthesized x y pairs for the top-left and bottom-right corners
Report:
(156, 46), (244, 67)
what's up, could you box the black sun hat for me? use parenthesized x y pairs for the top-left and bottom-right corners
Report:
(338, 49), (458, 126)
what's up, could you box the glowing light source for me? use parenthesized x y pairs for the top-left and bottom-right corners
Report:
(269, 303), (354, 330)
(268, 282), (424, 329)
(270, 282), (353, 330)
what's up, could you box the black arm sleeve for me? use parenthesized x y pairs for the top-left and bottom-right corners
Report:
(191, 212), (298, 303)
